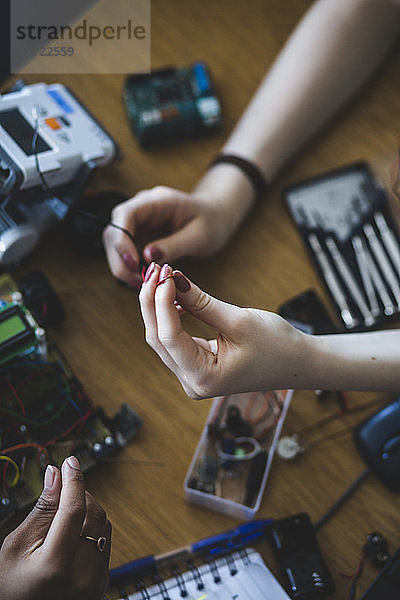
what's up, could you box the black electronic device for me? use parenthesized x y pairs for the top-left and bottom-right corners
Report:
(284, 162), (400, 331)
(360, 547), (400, 599)
(0, 81), (118, 266)
(123, 62), (222, 148)
(18, 270), (65, 327)
(269, 513), (335, 599)
(354, 396), (400, 491)
(278, 288), (337, 334)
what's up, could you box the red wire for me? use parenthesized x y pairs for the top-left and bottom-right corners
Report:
(6, 380), (26, 416)
(339, 551), (366, 580)
(44, 409), (92, 447)
(3, 371), (46, 407)
(0, 443), (49, 470)
(156, 274), (175, 287)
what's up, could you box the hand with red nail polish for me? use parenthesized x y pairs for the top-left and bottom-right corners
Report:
(0, 456), (111, 600)
(140, 270), (400, 398)
(103, 180), (252, 285)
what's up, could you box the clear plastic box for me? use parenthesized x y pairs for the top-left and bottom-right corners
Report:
(184, 389), (293, 520)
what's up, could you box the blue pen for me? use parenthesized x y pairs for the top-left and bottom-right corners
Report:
(109, 518), (274, 585)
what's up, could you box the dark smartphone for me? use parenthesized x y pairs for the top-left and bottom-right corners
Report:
(278, 288), (337, 335)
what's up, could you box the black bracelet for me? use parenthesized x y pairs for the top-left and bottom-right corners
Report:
(209, 153), (268, 202)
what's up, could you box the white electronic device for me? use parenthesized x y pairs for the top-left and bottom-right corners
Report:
(0, 82), (116, 193)
(0, 82), (117, 265)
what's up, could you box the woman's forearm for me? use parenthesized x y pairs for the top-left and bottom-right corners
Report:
(223, 0), (400, 181)
(308, 329), (400, 392)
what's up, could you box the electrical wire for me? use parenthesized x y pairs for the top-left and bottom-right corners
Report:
(32, 108), (138, 248)
(0, 455), (20, 487)
(0, 391), (69, 427)
(340, 549), (366, 600)
(314, 466), (371, 532)
(0, 443), (49, 465)
(0, 360), (73, 426)
(294, 397), (384, 438)
(44, 408), (93, 447)
(5, 379), (27, 417)
(305, 423), (362, 450)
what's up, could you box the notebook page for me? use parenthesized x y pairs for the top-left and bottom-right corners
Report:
(122, 549), (290, 600)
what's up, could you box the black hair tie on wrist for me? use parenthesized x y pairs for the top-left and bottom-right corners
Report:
(209, 154), (268, 202)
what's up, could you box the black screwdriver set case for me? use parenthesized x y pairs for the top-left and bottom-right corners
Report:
(284, 162), (400, 331)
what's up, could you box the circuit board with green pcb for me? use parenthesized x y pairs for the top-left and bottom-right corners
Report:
(0, 274), (142, 520)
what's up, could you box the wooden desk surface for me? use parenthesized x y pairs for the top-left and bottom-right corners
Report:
(2, 1), (400, 597)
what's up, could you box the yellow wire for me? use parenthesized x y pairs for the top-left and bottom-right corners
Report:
(0, 455), (20, 487)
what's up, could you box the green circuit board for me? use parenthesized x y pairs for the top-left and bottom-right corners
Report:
(0, 274), (141, 519)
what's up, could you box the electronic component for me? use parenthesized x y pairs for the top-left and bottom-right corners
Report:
(353, 396), (400, 491)
(0, 81), (117, 265)
(284, 162), (400, 330)
(100, 402), (143, 448)
(123, 62), (222, 148)
(363, 532), (390, 568)
(0, 82), (116, 194)
(0, 304), (36, 363)
(185, 390), (292, 519)
(360, 547), (400, 599)
(277, 435), (304, 461)
(18, 270), (65, 328)
(269, 513), (335, 599)
(0, 274), (142, 519)
(279, 289), (337, 335)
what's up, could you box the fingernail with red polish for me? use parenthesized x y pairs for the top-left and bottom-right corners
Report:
(122, 253), (137, 272)
(149, 246), (163, 263)
(173, 271), (191, 293)
(144, 262), (156, 283)
(159, 264), (170, 279)
(67, 456), (80, 470)
(44, 464), (56, 489)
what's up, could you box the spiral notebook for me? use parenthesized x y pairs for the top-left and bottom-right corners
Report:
(118, 548), (290, 600)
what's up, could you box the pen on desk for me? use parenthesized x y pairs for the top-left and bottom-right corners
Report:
(308, 233), (356, 329)
(363, 223), (400, 309)
(109, 518), (274, 585)
(352, 236), (380, 317)
(325, 236), (375, 327)
(373, 212), (400, 280)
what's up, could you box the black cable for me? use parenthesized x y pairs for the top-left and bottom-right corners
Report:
(348, 579), (357, 600)
(31, 113), (137, 248)
(314, 466), (371, 532)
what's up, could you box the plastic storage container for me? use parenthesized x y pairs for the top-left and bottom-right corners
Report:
(184, 390), (293, 520)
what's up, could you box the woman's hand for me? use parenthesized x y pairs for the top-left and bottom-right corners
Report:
(0, 456), (111, 600)
(140, 264), (400, 395)
(102, 166), (255, 288)
(139, 263), (314, 398)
